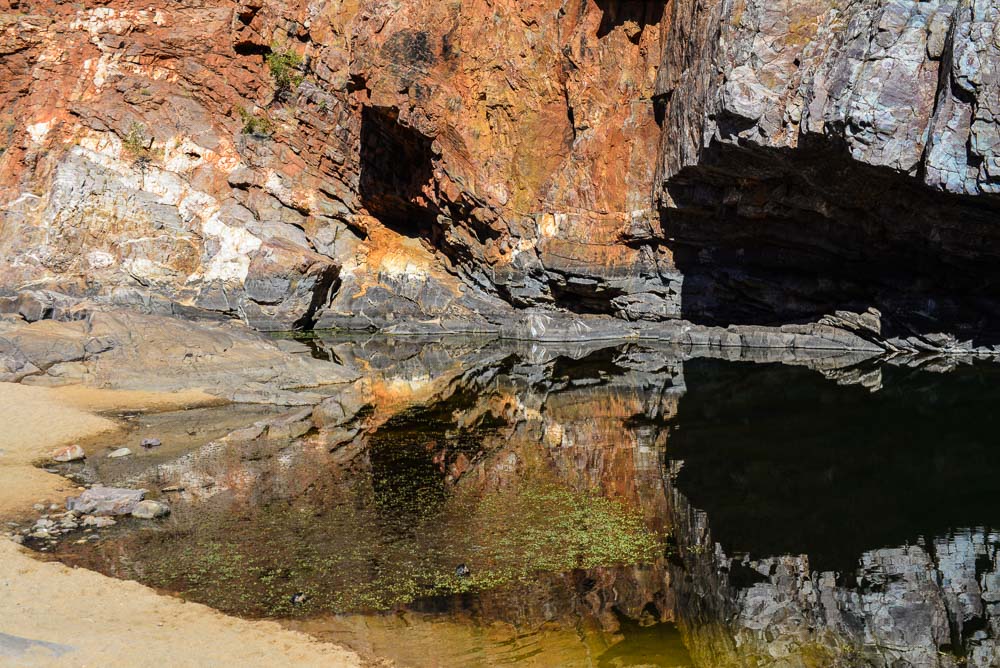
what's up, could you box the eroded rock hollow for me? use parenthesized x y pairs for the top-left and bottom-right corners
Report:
(2, 0), (1000, 345)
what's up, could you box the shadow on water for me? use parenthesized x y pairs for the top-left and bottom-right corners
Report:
(28, 336), (1000, 666)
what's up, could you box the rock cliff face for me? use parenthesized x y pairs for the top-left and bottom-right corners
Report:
(656, 0), (1000, 339)
(2, 0), (1000, 341)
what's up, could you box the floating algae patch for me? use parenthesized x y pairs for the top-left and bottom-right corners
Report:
(68, 470), (663, 617)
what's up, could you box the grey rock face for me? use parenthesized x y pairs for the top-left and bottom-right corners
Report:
(650, 0), (1000, 340)
(657, 0), (1000, 196)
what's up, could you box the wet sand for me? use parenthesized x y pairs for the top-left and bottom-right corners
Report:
(0, 382), (362, 668)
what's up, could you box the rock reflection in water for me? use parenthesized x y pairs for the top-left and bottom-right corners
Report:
(666, 360), (1000, 667)
(36, 337), (1000, 666)
(43, 336), (691, 666)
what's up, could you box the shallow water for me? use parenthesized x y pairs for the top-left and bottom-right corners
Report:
(31, 338), (1000, 666)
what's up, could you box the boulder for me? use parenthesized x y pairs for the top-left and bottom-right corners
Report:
(67, 487), (145, 516)
(51, 444), (85, 462)
(241, 238), (339, 331)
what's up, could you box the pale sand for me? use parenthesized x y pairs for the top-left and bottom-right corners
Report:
(0, 382), (362, 668)
(0, 541), (360, 667)
(0, 383), (218, 518)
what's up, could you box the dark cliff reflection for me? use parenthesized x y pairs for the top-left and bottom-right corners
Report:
(33, 337), (1000, 666)
(670, 360), (1000, 572)
(666, 360), (1000, 667)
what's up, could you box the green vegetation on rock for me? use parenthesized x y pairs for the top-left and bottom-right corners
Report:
(266, 47), (304, 94)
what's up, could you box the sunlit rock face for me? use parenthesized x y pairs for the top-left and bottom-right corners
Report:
(5, 0), (1000, 339)
(0, 0), (675, 330)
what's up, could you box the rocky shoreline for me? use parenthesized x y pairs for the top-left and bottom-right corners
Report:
(3, 292), (1000, 403)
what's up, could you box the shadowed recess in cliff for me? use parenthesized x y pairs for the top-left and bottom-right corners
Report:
(661, 139), (1000, 343)
(549, 279), (626, 316)
(667, 358), (1000, 572)
(593, 0), (667, 40)
(359, 106), (439, 237)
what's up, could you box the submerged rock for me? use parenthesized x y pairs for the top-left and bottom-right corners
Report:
(81, 516), (116, 528)
(107, 448), (132, 459)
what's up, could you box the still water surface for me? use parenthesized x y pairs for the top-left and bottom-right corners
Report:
(33, 338), (1000, 667)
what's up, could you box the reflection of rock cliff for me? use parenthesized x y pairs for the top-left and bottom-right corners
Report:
(4, 1), (1000, 344)
(664, 359), (1000, 667)
(670, 493), (1000, 667)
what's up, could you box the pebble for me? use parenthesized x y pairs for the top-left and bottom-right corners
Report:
(140, 438), (162, 449)
(52, 444), (86, 462)
(107, 447), (133, 459)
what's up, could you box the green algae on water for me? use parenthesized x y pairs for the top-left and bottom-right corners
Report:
(129, 473), (664, 617)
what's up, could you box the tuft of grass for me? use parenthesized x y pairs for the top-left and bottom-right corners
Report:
(236, 106), (274, 138)
(121, 122), (160, 177)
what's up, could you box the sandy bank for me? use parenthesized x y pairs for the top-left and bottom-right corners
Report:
(0, 383), (217, 518)
(0, 541), (360, 667)
(0, 382), (362, 668)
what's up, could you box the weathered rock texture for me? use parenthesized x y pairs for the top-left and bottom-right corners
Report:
(657, 0), (1000, 339)
(2, 0), (1000, 343)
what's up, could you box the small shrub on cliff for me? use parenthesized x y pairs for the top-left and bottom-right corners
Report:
(122, 122), (159, 179)
(122, 122), (149, 156)
(237, 106), (274, 138)
(266, 47), (304, 96)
